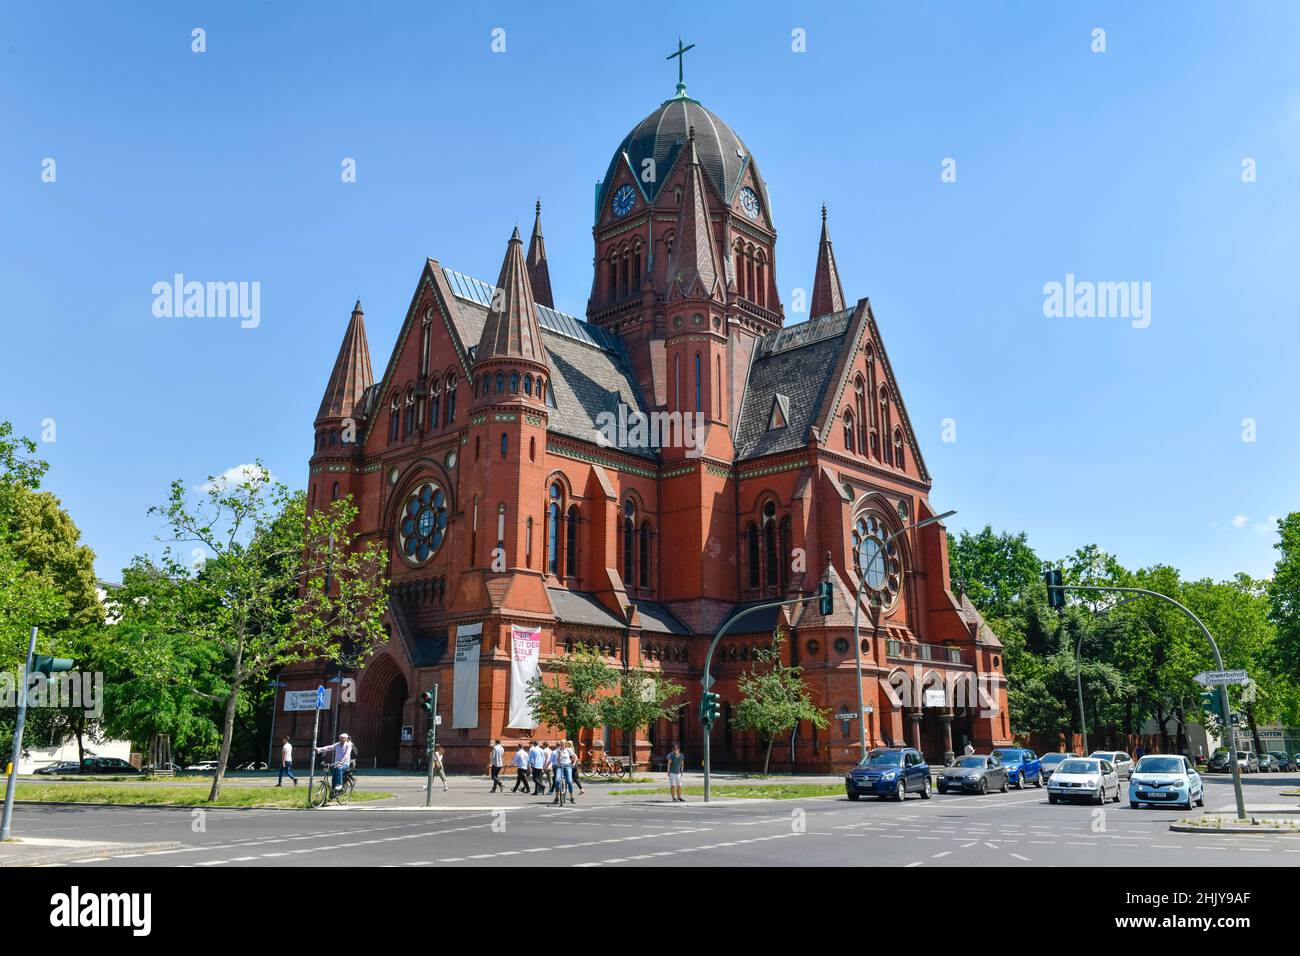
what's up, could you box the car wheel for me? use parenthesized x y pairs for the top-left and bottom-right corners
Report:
(1014, 772), (1023, 790)
(1112, 786), (1121, 803)
(894, 780), (906, 802)
(1094, 786), (1105, 805)
(979, 778), (988, 795)
(1048, 794), (1058, 804)
(1195, 791), (1204, 808)
(1000, 777), (1009, 793)
(1034, 772), (1043, 789)
(847, 792), (860, 801)
(921, 778), (932, 800)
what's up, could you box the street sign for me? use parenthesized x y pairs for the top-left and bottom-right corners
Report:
(834, 712), (857, 721)
(434, 715), (442, 726)
(316, 685), (327, 709)
(1193, 669), (1249, 687)
(285, 689), (331, 712)
(923, 688), (946, 708)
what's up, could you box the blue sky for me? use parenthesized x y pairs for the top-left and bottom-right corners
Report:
(1, 1), (1295, 584)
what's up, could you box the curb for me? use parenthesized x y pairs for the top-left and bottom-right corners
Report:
(1169, 820), (1300, 834)
(0, 841), (183, 867)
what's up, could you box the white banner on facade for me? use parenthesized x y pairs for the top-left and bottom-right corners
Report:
(508, 625), (542, 729)
(453, 623), (483, 729)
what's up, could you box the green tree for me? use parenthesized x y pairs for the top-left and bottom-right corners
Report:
(599, 661), (683, 769)
(144, 463), (389, 800)
(947, 526), (1043, 622)
(1269, 513), (1300, 684)
(525, 646), (618, 742)
(731, 634), (828, 773)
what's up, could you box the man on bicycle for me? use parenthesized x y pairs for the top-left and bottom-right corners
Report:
(316, 732), (356, 794)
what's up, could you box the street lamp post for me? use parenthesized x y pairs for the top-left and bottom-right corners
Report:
(850, 510), (956, 762)
(1075, 628), (1088, 756)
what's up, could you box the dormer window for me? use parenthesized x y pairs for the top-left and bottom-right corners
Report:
(768, 393), (789, 430)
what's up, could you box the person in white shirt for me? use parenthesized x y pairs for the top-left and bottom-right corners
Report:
(963, 741), (975, 756)
(542, 742), (555, 793)
(277, 738), (297, 787)
(431, 744), (449, 792)
(511, 743), (531, 793)
(489, 739), (505, 793)
(529, 740), (546, 794)
(315, 733), (355, 793)
(550, 739), (576, 804)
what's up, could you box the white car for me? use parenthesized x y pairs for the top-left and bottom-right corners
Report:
(1047, 757), (1121, 804)
(1088, 750), (1133, 779)
(1129, 754), (1204, 810)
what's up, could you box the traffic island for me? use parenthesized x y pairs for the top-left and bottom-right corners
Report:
(1, 837), (182, 867)
(1170, 813), (1300, 834)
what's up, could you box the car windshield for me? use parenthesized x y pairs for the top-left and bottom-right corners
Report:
(992, 750), (1022, 763)
(860, 751), (903, 767)
(1041, 754), (1069, 765)
(1237, 752), (1251, 759)
(954, 756), (986, 768)
(1057, 759), (1099, 775)
(1135, 757), (1183, 774)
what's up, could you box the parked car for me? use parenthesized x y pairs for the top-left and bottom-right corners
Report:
(184, 760), (220, 772)
(79, 757), (141, 775)
(1039, 752), (1079, 781)
(1235, 751), (1260, 774)
(845, 747), (931, 801)
(1258, 753), (1278, 773)
(33, 761), (81, 775)
(990, 747), (1043, 789)
(937, 754), (1009, 795)
(1207, 749), (1232, 773)
(1088, 750), (1134, 779)
(1129, 754), (1205, 810)
(1047, 757), (1121, 804)
(1274, 752), (1300, 772)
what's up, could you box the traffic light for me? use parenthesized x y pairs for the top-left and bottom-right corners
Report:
(1200, 691), (1225, 723)
(419, 690), (435, 717)
(699, 691), (721, 726)
(817, 580), (833, 616)
(1044, 569), (1065, 609)
(31, 655), (74, 675)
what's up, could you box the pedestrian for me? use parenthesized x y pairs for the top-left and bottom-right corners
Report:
(511, 743), (531, 793)
(489, 739), (505, 792)
(543, 740), (555, 792)
(552, 739), (575, 805)
(962, 740), (975, 756)
(529, 739), (546, 794)
(570, 741), (586, 795)
(431, 744), (449, 793)
(277, 737), (298, 787)
(666, 742), (685, 802)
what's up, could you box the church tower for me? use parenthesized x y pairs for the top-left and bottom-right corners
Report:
(526, 200), (554, 309)
(310, 299), (373, 514)
(810, 205), (846, 318)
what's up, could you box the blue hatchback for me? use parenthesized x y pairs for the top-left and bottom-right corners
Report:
(990, 748), (1043, 789)
(846, 747), (931, 801)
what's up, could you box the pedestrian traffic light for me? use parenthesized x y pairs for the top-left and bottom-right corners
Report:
(1200, 691), (1225, 723)
(31, 655), (75, 675)
(817, 580), (833, 616)
(420, 691), (434, 717)
(1044, 569), (1065, 609)
(699, 691), (721, 726)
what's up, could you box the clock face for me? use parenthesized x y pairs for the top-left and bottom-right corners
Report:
(853, 513), (902, 607)
(398, 482), (448, 564)
(739, 186), (760, 220)
(611, 184), (636, 217)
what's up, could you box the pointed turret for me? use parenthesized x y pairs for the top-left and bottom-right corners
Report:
(810, 205), (846, 318)
(475, 227), (548, 368)
(526, 199), (554, 309)
(316, 299), (375, 423)
(665, 130), (724, 303)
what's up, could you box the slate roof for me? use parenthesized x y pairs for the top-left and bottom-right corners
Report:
(720, 599), (785, 636)
(442, 267), (656, 458)
(734, 307), (856, 460)
(547, 587), (626, 630)
(632, 599), (691, 635)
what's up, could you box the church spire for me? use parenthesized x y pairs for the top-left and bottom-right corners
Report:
(526, 199), (554, 309)
(316, 299), (374, 424)
(475, 226), (548, 368)
(665, 129), (723, 303)
(810, 204), (846, 318)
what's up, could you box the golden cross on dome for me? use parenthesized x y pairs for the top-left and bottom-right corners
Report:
(667, 36), (695, 96)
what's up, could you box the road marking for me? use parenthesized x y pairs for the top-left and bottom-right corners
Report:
(905, 861), (924, 867)
(932, 851), (951, 859)
(1009, 853), (1030, 861)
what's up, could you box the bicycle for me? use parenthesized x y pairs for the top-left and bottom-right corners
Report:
(310, 761), (356, 808)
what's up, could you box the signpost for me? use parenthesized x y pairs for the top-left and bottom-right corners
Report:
(1194, 670), (1250, 687)
(306, 685), (325, 807)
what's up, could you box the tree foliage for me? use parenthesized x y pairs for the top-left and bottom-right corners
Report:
(731, 633), (828, 774)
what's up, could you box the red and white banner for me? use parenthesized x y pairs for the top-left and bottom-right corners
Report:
(508, 625), (542, 729)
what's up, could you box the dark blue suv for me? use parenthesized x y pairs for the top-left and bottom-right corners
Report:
(846, 747), (931, 801)
(990, 747), (1043, 789)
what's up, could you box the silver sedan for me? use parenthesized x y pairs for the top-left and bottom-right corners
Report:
(937, 755), (1010, 795)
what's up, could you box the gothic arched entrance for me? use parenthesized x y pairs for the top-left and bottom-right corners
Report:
(376, 671), (408, 768)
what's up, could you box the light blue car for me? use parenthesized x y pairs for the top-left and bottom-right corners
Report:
(1128, 754), (1204, 810)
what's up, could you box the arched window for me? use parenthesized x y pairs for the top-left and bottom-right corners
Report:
(500, 433), (508, 458)
(622, 500), (635, 584)
(329, 430), (338, 446)
(496, 372), (505, 394)
(547, 483), (561, 575)
(444, 373), (458, 424)
(716, 354), (722, 415)
(762, 500), (778, 588)
(747, 522), (760, 588)
(632, 242), (642, 290)
(525, 516), (533, 567)
(854, 376), (867, 456)
(674, 353), (681, 410)
(496, 502), (506, 554)
(404, 389), (416, 438)
(639, 521), (651, 589)
(735, 240), (747, 298)
(843, 410), (856, 454)
(620, 247), (630, 298)
(694, 352), (702, 413)
(779, 516), (792, 589)
(529, 436), (535, 461)
(893, 430), (905, 470)
(565, 505), (579, 577)
(510, 372), (520, 393)
(428, 377), (440, 430)
(388, 394), (400, 443)
(755, 251), (768, 308)
(471, 495), (478, 565)
(523, 373), (533, 396)
(607, 253), (618, 301)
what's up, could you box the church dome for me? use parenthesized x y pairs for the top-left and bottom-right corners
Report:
(596, 94), (770, 224)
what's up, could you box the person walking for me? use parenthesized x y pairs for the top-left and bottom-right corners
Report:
(431, 744), (449, 793)
(542, 741), (555, 793)
(511, 743), (531, 793)
(489, 739), (505, 793)
(276, 737), (297, 787)
(551, 739), (575, 805)
(570, 742), (586, 795)
(529, 739), (546, 794)
(666, 742), (686, 802)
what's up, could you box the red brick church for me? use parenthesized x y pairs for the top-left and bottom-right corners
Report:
(282, 65), (1011, 772)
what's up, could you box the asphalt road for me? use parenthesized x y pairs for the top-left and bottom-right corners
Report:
(13, 773), (1299, 867)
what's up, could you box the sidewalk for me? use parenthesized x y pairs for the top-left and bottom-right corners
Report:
(0, 837), (182, 867)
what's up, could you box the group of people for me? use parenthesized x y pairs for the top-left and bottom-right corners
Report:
(496, 739), (586, 805)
